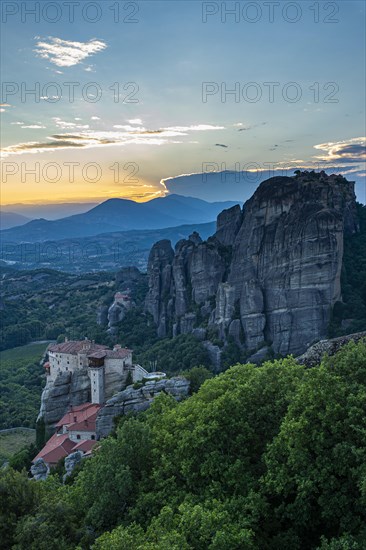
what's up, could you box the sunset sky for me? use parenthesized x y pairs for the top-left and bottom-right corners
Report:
(1, 0), (365, 205)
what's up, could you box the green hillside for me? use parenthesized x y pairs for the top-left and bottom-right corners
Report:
(2, 339), (366, 549)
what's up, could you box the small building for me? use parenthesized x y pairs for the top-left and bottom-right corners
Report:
(33, 403), (100, 467)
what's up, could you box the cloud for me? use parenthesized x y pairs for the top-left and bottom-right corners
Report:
(40, 95), (60, 101)
(238, 122), (267, 132)
(34, 37), (107, 67)
(21, 125), (46, 129)
(128, 118), (143, 125)
(1, 122), (226, 158)
(314, 137), (366, 164)
(163, 124), (225, 132)
(11, 122), (24, 125)
(0, 130), (175, 157)
(91, 116), (100, 120)
(52, 117), (89, 130)
(215, 143), (228, 148)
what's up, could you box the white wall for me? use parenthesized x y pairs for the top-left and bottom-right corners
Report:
(90, 368), (104, 404)
(48, 351), (80, 380)
(68, 430), (96, 442)
(132, 364), (149, 382)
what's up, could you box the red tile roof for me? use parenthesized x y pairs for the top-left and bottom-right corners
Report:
(68, 412), (98, 433)
(105, 348), (132, 359)
(33, 433), (75, 466)
(72, 439), (98, 453)
(55, 403), (100, 429)
(48, 340), (108, 355)
(34, 434), (98, 465)
(47, 340), (132, 360)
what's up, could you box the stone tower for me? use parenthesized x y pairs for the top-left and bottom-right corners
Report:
(89, 365), (105, 404)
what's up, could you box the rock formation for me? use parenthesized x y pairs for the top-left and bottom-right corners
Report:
(63, 451), (83, 482)
(97, 266), (144, 329)
(38, 369), (91, 429)
(39, 362), (132, 431)
(96, 377), (190, 438)
(31, 458), (49, 481)
(145, 172), (359, 359)
(297, 330), (366, 367)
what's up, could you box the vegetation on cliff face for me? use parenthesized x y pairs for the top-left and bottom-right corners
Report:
(1, 339), (365, 549)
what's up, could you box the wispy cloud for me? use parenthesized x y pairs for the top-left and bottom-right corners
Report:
(128, 118), (143, 125)
(163, 124), (225, 132)
(0, 123), (225, 157)
(238, 122), (267, 132)
(314, 137), (366, 164)
(21, 125), (46, 129)
(52, 117), (89, 130)
(34, 37), (107, 67)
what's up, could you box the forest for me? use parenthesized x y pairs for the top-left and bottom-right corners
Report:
(1, 339), (366, 549)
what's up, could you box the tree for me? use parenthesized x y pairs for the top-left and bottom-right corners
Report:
(0, 468), (40, 550)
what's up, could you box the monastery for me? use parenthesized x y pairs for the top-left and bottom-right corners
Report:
(34, 338), (165, 469)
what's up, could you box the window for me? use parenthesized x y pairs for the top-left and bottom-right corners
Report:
(91, 435), (95, 440)
(66, 366), (68, 371)
(77, 435), (81, 440)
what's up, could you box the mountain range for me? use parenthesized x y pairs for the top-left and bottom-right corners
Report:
(0, 195), (240, 243)
(0, 212), (32, 230)
(1, 202), (99, 222)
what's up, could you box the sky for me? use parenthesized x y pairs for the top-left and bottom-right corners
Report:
(1, 0), (365, 205)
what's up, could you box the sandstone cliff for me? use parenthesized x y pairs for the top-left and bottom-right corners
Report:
(145, 171), (359, 359)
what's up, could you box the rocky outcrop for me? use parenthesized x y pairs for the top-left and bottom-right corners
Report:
(145, 240), (175, 337)
(96, 377), (190, 438)
(145, 172), (359, 360)
(63, 451), (83, 482)
(107, 301), (127, 332)
(97, 305), (109, 326)
(97, 266), (144, 329)
(297, 331), (366, 367)
(38, 369), (91, 429)
(31, 458), (49, 481)
(215, 205), (243, 246)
